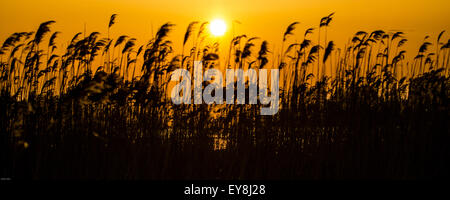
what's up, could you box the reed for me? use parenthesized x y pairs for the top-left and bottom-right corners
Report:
(0, 15), (449, 179)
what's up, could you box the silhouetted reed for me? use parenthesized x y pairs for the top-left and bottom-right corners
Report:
(0, 14), (449, 179)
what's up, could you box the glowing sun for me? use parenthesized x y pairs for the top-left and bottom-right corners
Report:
(209, 19), (227, 37)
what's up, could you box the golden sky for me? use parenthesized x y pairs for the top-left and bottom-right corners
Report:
(1, 0), (449, 59)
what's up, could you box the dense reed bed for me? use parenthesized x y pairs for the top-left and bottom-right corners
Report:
(1, 14), (449, 179)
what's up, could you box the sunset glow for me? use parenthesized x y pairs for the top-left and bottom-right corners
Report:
(1, 0), (449, 184)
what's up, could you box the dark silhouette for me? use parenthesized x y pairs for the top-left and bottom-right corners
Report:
(0, 14), (449, 179)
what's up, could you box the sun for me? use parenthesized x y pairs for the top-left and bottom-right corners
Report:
(209, 19), (227, 37)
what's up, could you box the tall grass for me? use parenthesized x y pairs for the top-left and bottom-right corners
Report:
(1, 14), (449, 179)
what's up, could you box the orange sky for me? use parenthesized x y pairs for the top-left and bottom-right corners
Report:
(1, 0), (449, 61)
